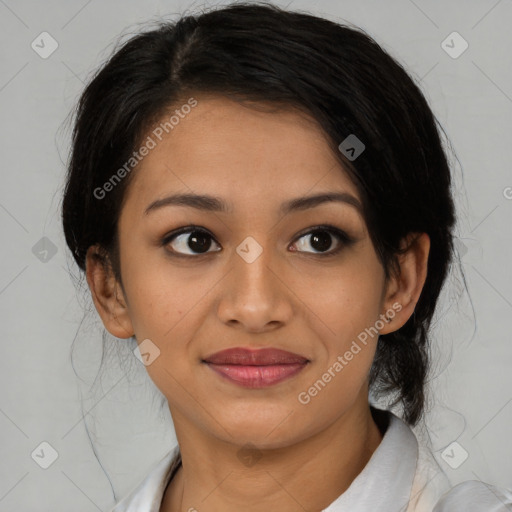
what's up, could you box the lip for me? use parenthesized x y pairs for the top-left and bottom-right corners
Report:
(203, 347), (309, 388)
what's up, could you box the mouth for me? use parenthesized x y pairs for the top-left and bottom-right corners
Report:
(202, 347), (309, 388)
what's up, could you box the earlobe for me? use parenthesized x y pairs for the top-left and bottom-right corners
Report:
(85, 245), (134, 339)
(379, 232), (430, 335)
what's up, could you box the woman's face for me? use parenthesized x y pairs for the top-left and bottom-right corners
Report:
(88, 95), (420, 449)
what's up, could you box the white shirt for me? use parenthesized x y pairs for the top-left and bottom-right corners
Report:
(109, 407), (512, 511)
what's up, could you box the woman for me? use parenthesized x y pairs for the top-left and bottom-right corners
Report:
(61, 2), (512, 510)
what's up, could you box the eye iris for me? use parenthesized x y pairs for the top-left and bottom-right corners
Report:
(310, 230), (333, 252)
(188, 231), (211, 253)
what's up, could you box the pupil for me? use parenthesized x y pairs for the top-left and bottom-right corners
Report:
(189, 231), (211, 253)
(311, 231), (332, 252)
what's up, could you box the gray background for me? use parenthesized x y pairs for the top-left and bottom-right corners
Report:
(1, 0), (511, 510)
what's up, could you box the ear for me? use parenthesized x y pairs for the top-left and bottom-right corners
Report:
(379, 232), (430, 334)
(85, 244), (134, 339)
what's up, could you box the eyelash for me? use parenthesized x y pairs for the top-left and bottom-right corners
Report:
(160, 224), (355, 259)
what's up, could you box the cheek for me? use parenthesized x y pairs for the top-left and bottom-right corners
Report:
(122, 254), (220, 392)
(124, 264), (203, 398)
(121, 246), (199, 336)
(300, 262), (384, 346)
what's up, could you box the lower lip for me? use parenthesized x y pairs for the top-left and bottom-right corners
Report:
(204, 362), (307, 388)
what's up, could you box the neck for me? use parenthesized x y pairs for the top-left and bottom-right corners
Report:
(161, 401), (384, 512)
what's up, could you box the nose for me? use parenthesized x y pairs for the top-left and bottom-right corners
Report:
(216, 236), (294, 333)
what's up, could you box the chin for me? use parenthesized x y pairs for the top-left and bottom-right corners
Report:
(213, 409), (312, 451)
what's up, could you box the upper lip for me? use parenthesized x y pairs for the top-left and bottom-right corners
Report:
(203, 347), (309, 366)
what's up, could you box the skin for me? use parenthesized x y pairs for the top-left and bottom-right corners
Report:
(86, 95), (430, 512)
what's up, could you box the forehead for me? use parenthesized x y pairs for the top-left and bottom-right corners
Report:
(122, 95), (359, 215)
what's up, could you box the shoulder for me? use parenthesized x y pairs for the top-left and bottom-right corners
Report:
(394, 414), (510, 512)
(433, 480), (512, 511)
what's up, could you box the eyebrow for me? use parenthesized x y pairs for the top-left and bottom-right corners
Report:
(144, 191), (363, 216)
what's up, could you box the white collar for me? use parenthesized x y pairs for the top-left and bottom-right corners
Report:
(109, 408), (443, 511)
(323, 408), (417, 510)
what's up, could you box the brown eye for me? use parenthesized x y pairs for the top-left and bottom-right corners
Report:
(291, 226), (353, 256)
(162, 224), (353, 259)
(164, 228), (221, 256)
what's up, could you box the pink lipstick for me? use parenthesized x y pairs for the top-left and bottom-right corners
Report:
(203, 347), (309, 388)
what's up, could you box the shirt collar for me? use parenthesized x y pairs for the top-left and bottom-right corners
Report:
(111, 407), (418, 512)
(324, 406), (418, 511)
(111, 444), (181, 512)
